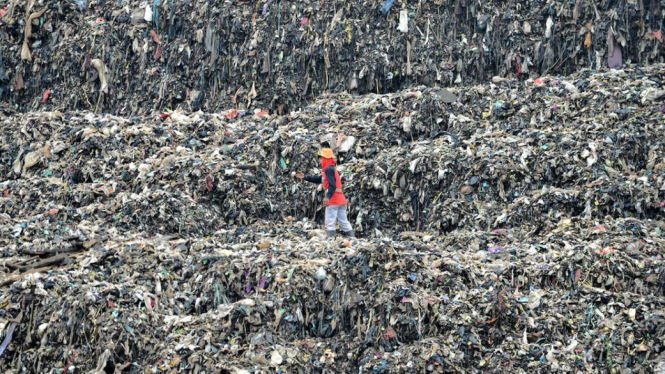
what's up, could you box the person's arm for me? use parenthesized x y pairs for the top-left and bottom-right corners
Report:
(296, 172), (322, 184)
(324, 166), (336, 199)
(304, 175), (322, 184)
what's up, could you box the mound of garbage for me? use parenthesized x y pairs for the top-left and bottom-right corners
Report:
(1, 64), (665, 372)
(1, 0), (664, 115)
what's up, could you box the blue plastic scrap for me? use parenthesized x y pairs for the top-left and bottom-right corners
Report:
(263, 0), (274, 15)
(0, 323), (17, 358)
(153, 0), (161, 30)
(72, 0), (88, 12)
(381, 0), (395, 15)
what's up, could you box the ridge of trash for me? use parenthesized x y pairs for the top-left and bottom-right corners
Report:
(1, 64), (665, 372)
(1, 0), (664, 114)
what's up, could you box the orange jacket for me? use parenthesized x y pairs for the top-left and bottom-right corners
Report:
(321, 158), (347, 206)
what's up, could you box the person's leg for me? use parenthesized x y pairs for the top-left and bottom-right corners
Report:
(336, 205), (354, 237)
(325, 206), (338, 237)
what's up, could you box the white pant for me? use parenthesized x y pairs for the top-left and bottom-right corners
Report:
(325, 205), (353, 232)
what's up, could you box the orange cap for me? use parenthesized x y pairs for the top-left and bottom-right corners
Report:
(317, 148), (335, 159)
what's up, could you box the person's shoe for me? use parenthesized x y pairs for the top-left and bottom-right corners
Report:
(343, 230), (355, 238)
(326, 230), (337, 239)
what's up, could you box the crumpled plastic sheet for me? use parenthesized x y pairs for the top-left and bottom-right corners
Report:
(0, 0), (664, 114)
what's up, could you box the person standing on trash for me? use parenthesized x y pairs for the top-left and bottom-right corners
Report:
(296, 147), (354, 239)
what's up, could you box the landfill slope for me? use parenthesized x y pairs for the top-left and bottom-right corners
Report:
(1, 0), (664, 115)
(1, 66), (665, 372)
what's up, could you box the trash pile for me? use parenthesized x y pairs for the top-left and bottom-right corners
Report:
(1, 0), (664, 114)
(2, 223), (665, 373)
(1, 64), (665, 372)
